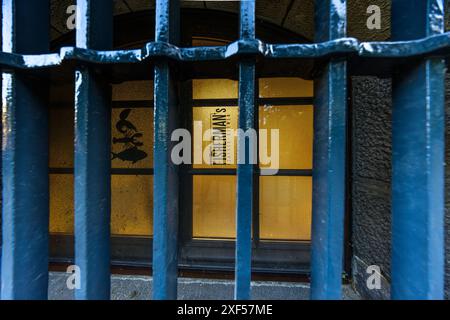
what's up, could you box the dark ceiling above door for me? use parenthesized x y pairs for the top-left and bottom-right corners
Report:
(50, 0), (391, 42)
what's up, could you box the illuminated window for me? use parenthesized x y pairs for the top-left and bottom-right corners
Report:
(49, 80), (154, 237)
(48, 30), (315, 271)
(191, 77), (313, 241)
(49, 77), (313, 241)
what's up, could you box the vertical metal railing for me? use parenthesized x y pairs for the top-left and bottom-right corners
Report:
(153, 0), (180, 300)
(235, 0), (256, 301)
(1, 0), (50, 299)
(391, 0), (446, 299)
(310, 0), (348, 300)
(74, 0), (112, 300)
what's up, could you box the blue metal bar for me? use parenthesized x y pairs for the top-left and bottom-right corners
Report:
(391, 0), (446, 300)
(5, 34), (450, 70)
(153, 0), (180, 300)
(310, 0), (347, 300)
(74, 0), (112, 300)
(1, 0), (50, 300)
(235, 0), (256, 301)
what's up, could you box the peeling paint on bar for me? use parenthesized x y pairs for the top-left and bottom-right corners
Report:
(1, 0), (50, 300)
(234, 0), (256, 301)
(73, 0), (113, 300)
(391, 0), (446, 300)
(310, 0), (348, 300)
(153, 0), (180, 300)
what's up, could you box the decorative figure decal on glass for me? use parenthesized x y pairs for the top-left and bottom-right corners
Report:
(112, 109), (148, 164)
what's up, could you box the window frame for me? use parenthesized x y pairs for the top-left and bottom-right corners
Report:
(48, 8), (352, 277)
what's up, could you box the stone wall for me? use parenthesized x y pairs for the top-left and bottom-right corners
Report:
(351, 75), (450, 299)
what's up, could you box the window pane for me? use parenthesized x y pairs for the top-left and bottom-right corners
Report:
(111, 175), (153, 236)
(193, 175), (236, 239)
(49, 80), (154, 237)
(193, 79), (238, 99)
(259, 77), (313, 98)
(260, 176), (312, 241)
(49, 174), (73, 234)
(192, 106), (238, 169)
(112, 80), (153, 101)
(49, 107), (73, 168)
(49, 174), (153, 237)
(259, 105), (313, 170)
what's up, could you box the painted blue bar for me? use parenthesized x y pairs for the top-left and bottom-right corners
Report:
(6, 35), (450, 70)
(153, 0), (180, 300)
(235, 0), (256, 301)
(1, 0), (50, 300)
(310, 0), (347, 300)
(74, 0), (112, 300)
(391, 0), (445, 300)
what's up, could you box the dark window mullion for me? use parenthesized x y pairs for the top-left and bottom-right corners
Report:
(252, 79), (260, 246)
(50, 168), (154, 175)
(192, 97), (313, 107)
(189, 169), (312, 176)
(189, 168), (236, 175)
(112, 100), (154, 108)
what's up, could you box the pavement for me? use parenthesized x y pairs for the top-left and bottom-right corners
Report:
(48, 272), (361, 300)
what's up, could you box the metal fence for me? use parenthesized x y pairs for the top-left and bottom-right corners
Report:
(0, 0), (447, 300)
